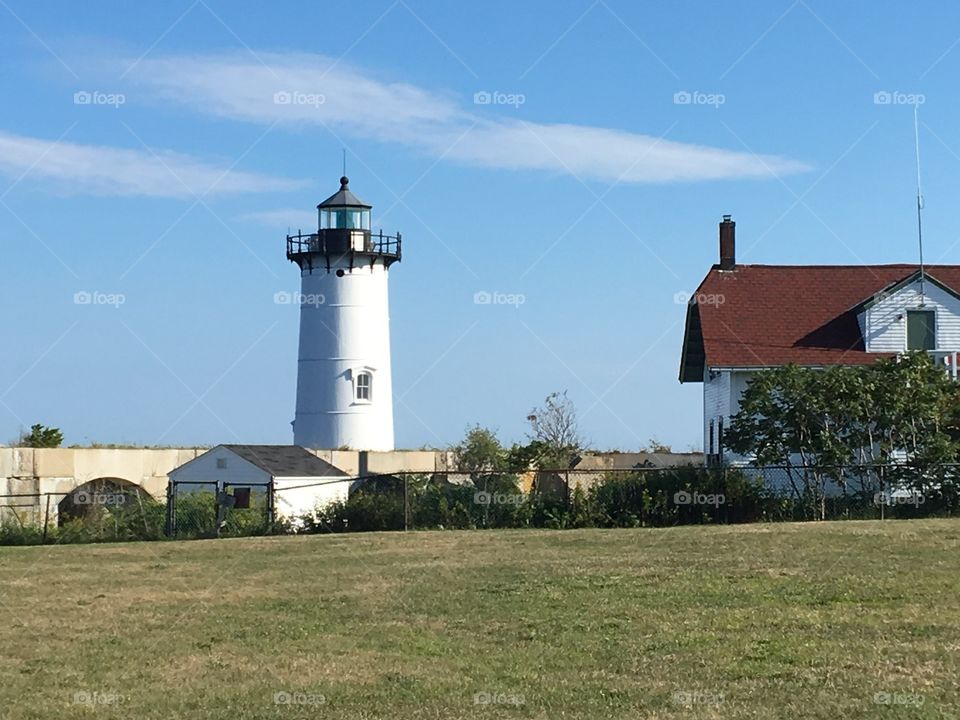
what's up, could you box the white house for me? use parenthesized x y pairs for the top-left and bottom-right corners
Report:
(167, 445), (350, 522)
(679, 216), (960, 466)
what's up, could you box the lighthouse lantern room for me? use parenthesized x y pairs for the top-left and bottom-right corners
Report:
(286, 176), (401, 451)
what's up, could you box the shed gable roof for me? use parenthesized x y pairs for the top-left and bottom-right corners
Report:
(221, 445), (348, 477)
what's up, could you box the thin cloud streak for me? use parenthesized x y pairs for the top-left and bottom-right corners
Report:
(129, 52), (811, 183)
(0, 131), (304, 199)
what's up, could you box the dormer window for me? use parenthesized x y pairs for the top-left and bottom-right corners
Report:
(907, 309), (935, 351)
(354, 370), (372, 402)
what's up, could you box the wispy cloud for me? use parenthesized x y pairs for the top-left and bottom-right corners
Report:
(128, 52), (810, 183)
(0, 130), (303, 199)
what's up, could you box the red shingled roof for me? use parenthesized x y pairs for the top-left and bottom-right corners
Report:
(679, 264), (960, 382)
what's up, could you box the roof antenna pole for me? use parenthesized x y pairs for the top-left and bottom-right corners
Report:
(914, 105), (927, 306)
(342, 148), (347, 177)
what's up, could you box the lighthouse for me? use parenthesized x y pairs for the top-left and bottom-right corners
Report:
(286, 176), (401, 451)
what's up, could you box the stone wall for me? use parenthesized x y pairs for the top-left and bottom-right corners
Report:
(0, 446), (701, 525)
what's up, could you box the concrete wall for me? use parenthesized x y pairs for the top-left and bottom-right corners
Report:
(0, 446), (704, 525)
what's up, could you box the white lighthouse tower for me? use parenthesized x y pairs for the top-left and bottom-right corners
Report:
(287, 176), (401, 451)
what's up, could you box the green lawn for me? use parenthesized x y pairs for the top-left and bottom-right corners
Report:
(0, 521), (958, 719)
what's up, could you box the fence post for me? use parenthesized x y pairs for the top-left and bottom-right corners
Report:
(403, 474), (409, 531)
(214, 482), (221, 539)
(165, 482), (174, 538)
(267, 479), (275, 531)
(41, 494), (51, 544)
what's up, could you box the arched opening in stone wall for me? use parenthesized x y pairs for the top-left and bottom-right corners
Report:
(57, 478), (150, 526)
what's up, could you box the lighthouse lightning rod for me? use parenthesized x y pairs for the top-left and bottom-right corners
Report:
(914, 104), (926, 305)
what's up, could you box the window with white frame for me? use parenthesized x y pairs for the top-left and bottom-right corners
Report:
(355, 371), (372, 402)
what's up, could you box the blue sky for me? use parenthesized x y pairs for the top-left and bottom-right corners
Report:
(2, 1), (960, 450)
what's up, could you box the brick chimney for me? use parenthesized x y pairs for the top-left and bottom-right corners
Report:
(719, 215), (735, 270)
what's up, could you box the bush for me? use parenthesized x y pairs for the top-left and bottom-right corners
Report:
(586, 466), (774, 528)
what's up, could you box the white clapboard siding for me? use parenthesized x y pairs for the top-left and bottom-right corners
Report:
(862, 280), (960, 353)
(703, 368), (730, 452)
(167, 446), (271, 485)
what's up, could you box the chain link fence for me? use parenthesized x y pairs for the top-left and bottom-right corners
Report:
(166, 481), (274, 539)
(3, 463), (958, 545)
(0, 484), (166, 544)
(282, 464), (960, 533)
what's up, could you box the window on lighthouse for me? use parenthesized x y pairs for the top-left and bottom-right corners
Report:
(355, 372), (372, 402)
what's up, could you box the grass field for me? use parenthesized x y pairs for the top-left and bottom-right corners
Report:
(1, 521), (958, 719)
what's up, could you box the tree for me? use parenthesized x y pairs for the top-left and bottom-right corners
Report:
(725, 353), (960, 519)
(20, 424), (63, 448)
(527, 391), (584, 468)
(452, 425), (522, 528)
(453, 425), (506, 474)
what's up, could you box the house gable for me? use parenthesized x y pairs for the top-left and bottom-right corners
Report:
(167, 445), (272, 484)
(857, 273), (960, 353)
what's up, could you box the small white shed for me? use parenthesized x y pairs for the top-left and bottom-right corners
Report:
(167, 444), (350, 521)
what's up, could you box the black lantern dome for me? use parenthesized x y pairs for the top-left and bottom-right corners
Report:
(286, 176), (401, 272)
